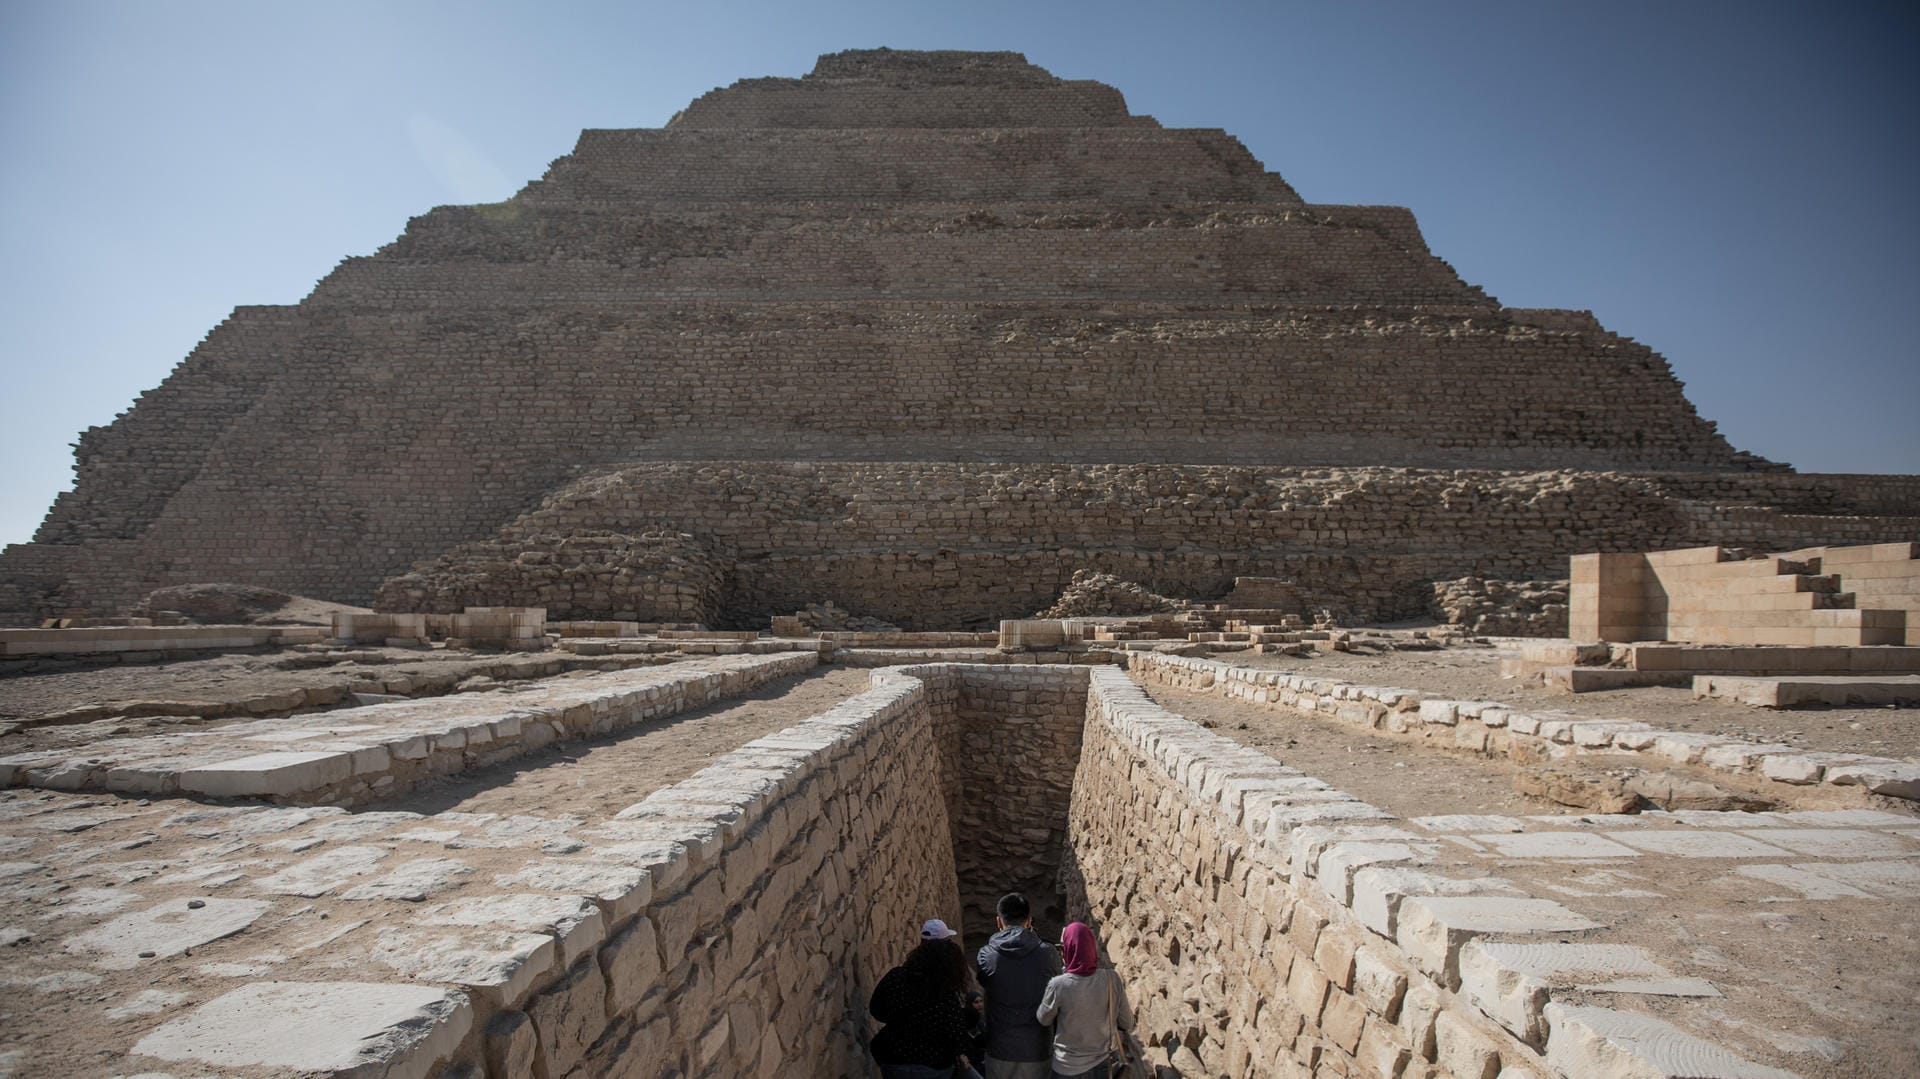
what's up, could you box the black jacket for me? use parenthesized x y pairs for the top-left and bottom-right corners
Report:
(976, 926), (1062, 1062)
(869, 965), (973, 1067)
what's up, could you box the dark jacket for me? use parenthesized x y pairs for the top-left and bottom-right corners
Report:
(976, 926), (1062, 1062)
(869, 964), (973, 1067)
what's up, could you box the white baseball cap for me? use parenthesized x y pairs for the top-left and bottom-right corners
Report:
(920, 918), (958, 940)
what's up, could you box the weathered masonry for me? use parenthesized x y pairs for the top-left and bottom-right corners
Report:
(66, 659), (1837, 1078)
(5, 48), (1914, 625)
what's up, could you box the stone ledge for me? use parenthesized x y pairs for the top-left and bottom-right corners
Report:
(1130, 650), (1920, 803)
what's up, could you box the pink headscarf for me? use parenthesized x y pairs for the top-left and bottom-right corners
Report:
(1062, 921), (1099, 976)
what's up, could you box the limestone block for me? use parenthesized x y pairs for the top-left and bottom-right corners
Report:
(1317, 841), (1431, 906)
(1458, 941), (1712, 1045)
(1351, 945), (1408, 1021)
(1395, 896), (1601, 984)
(417, 893), (607, 967)
(64, 897), (269, 969)
(1433, 1010), (1502, 1079)
(485, 1010), (539, 1079)
(373, 926), (558, 1008)
(1348, 867), (1520, 939)
(1823, 760), (1920, 800)
(497, 859), (653, 921)
(528, 956), (607, 1077)
(178, 750), (354, 798)
(1542, 1003), (1799, 1079)
(600, 916), (664, 1014)
(131, 981), (471, 1079)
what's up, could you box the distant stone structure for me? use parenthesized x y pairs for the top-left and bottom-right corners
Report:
(1571, 541), (1918, 646)
(2, 48), (1915, 625)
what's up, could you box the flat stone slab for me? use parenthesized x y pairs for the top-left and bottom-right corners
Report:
(1544, 1002), (1801, 1079)
(1474, 832), (1642, 859)
(0, 651), (816, 806)
(1609, 830), (1793, 858)
(64, 897), (270, 969)
(132, 980), (472, 1079)
(1694, 673), (1920, 708)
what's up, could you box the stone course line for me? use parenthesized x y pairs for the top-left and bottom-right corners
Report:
(1129, 651), (1920, 802)
(0, 651), (816, 806)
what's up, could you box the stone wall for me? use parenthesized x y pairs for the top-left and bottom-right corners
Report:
(372, 529), (726, 624)
(384, 464), (1920, 631)
(496, 671), (965, 1076)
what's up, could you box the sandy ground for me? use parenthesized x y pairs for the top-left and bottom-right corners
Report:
(1230, 642), (1918, 760)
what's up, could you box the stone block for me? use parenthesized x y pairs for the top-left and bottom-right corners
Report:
(64, 897), (269, 969)
(132, 981), (471, 1079)
(1395, 896), (1601, 984)
(1542, 1002), (1798, 1079)
(178, 750), (354, 798)
(528, 956), (608, 1078)
(600, 916), (664, 1014)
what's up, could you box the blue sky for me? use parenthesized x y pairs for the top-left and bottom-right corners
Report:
(2, 1), (1916, 548)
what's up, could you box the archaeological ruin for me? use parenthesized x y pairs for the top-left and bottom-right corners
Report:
(0, 49), (1916, 1079)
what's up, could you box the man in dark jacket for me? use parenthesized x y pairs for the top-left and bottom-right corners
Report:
(974, 893), (1062, 1079)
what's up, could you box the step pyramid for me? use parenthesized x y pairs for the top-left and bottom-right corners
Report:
(2, 49), (1913, 627)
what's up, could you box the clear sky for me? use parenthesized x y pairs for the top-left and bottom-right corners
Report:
(2, 1), (1916, 548)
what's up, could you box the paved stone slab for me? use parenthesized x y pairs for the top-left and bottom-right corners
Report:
(1735, 828), (1913, 857)
(252, 844), (389, 897)
(1732, 863), (1874, 899)
(64, 897), (270, 969)
(1543, 1002), (1801, 1079)
(1609, 831), (1792, 858)
(1409, 814), (1526, 833)
(371, 927), (557, 1007)
(1396, 895), (1603, 983)
(131, 981), (472, 1079)
(1474, 832), (1642, 859)
(340, 857), (474, 902)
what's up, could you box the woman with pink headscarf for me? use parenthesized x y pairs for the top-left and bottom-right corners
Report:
(1035, 922), (1133, 1078)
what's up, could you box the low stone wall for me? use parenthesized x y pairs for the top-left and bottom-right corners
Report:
(1128, 651), (1920, 802)
(0, 652), (820, 807)
(0, 623), (325, 658)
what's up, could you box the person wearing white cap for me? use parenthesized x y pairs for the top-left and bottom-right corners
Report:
(869, 917), (984, 1079)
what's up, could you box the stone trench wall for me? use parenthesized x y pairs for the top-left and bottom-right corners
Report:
(907, 663), (1094, 939)
(457, 671), (964, 1078)
(378, 660), (1661, 1078)
(1065, 668), (1540, 1078)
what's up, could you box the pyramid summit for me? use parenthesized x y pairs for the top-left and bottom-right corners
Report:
(2, 49), (1911, 627)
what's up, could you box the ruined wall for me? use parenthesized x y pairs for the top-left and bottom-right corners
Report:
(914, 664), (1093, 938)
(372, 529), (726, 624)
(372, 464), (1918, 630)
(500, 672), (963, 1076)
(1069, 669), (1537, 1077)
